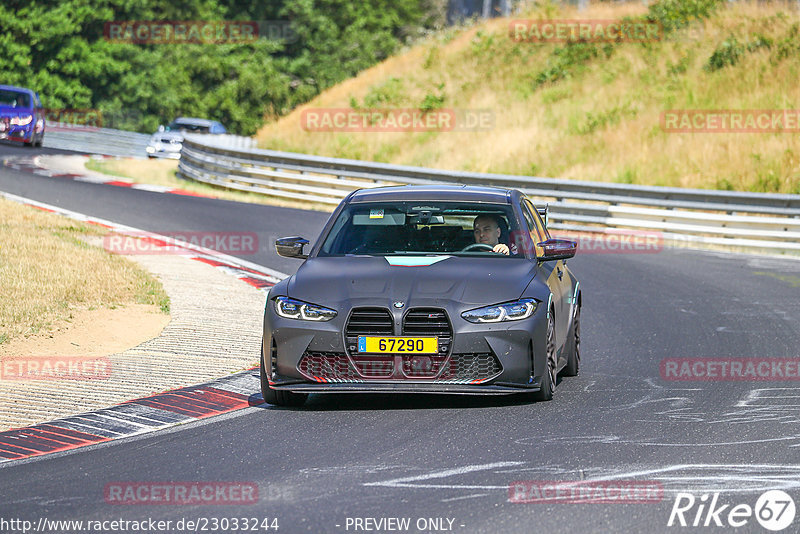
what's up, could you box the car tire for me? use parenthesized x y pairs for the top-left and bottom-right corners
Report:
(23, 140), (33, 147)
(562, 304), (581, 377)
(532, 312), (556, 402)
(260, 341), (308, 407)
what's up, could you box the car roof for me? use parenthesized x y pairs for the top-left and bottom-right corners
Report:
(0, 85), (35, 96)
(171, 117), (218, 126)
(348, 184), (515, 204)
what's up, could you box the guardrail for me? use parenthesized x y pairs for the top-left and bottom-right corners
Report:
(178, 135), (800, 254)
(43, 124), (256, 158)
(44, 123), (151, 158)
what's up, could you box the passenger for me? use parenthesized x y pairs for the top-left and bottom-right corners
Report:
(472, 214), (509, 255)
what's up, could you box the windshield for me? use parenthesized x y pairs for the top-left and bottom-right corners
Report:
(166, 120), (210, 133)
(0, 89), (31, 108)
(318, 201), (522, 257)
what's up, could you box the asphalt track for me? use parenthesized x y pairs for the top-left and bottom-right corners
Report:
(2, 142), (800, 533)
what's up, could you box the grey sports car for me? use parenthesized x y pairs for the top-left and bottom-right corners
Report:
(261, 185), (581, 406)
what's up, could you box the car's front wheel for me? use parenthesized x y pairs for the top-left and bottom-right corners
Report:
(532, 312), (557, 402)
(260, 341), (308, 407)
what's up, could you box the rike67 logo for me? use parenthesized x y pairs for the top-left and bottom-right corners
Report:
(668, 490), (796, 531)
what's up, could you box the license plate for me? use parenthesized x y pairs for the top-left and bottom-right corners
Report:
(358, 336), (438, 354)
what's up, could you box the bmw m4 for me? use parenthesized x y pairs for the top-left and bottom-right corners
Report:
(261, 185), (581, 406)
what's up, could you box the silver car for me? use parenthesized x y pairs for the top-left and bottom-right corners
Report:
(145, 117), (226, 159)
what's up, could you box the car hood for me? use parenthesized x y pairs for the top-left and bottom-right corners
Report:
(287, 256), (537, 309)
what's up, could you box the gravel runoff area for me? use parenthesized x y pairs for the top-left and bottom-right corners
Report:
(0, 239), (268, 431)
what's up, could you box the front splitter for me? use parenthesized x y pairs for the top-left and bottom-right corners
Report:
(271, 382), (539, 395)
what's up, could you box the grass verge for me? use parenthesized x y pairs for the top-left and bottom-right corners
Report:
(0, 197), (169, 344)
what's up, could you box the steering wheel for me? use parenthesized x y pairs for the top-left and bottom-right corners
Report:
(461, 243), (495, 252)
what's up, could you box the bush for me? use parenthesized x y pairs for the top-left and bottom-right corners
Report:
(352, 77), (407, 109)
(533, 42), (602, 88)
(706, 37), (744, 71)
(774, 23), (799, 62)
(420, 85), (446, 112)
(647, 0), (723, 35)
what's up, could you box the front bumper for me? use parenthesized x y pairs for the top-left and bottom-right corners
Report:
(6, 125), (34, 142)
(146, 144), (182, 159)
(1, 115), (42, 143)
(271, 382), (540, 395)
(264, 302), (549, 394)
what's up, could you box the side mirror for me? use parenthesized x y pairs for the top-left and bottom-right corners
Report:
(276, 236), (309, 259)
(539, 238), (576, 261)
(158, 124), (165, 132)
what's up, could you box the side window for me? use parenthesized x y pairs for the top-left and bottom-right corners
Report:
(524, 199), (550, 241)
(522, 202), (545, 243)
(518, 202), (544, 257)
(520, 204), (534, 233)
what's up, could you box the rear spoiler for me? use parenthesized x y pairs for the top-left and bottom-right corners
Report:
(537, 204), (549, 228)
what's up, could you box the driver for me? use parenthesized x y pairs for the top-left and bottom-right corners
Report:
(472, 214), (509, 255)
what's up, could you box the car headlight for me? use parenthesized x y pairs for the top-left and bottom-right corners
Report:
(274, 296), (337, 321)
(11, 115), (32, 126)
(461, 298), (538, 323)
(146, 146), (156, 153)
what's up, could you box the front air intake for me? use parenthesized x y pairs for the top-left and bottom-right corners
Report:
(345, 307), (393, 336)
(403, 308), (451, 337)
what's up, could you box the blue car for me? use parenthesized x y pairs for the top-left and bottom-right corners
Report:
(0, 85), (45, 147)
